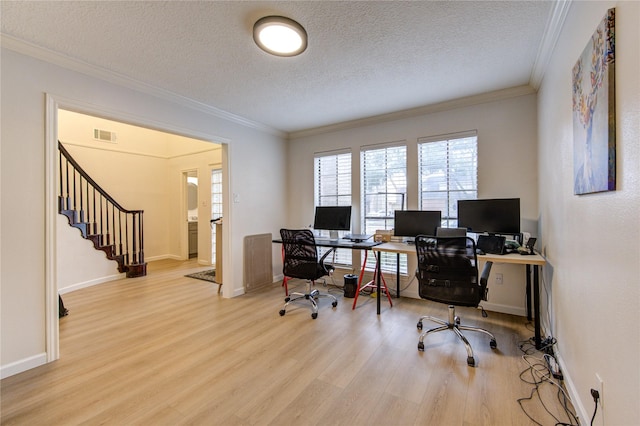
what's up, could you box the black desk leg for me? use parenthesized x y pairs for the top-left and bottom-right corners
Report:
(396, 253), (400, 298)
(376, 252), (381, 315)
(525, 264), (532, 321)
(533, 265), (542, 349)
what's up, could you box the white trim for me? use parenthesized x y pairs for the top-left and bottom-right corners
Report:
(529, 0), (573, 89)
(1, 35), (284, 138)
(0, 353), (47, 379)
(313, 147), (352, 158)
(417, 129), (478, 144)
(58, 273), (126, 295)
(360, 139), (407, 152)
(146, 254), (183, 262)
(45, 95), (59, 363)
(480, 302), (526, 318)
(555, 352), (588, 426)
(45, 93), (234, 375)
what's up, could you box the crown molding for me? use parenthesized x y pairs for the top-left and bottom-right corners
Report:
(288, 85), (536, 140)
(529, 0), (573, 89)
(0, 34), (286, 138)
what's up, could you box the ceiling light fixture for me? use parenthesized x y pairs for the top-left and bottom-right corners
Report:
(253, 15), (307, 57)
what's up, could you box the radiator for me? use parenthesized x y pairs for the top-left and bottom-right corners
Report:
(243, 233), (273, 293)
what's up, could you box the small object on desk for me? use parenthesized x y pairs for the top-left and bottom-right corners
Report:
(374, 230), (392, 242)
(517, 237), (537, 255)
(344, 233), (372, 242)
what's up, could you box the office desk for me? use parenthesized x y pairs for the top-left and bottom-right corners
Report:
(478, 251), (546, 349)
(272, 237), (382, 295)
(372, 242), (547, 350)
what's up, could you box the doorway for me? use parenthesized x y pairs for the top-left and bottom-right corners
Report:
(46, 95), (230, 363)
(186, 171), (199, 259)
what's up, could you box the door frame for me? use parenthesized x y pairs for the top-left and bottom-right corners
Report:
(45, 93), (231, 362)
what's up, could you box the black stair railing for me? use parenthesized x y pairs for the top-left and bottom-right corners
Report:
(58, 141), (146, 277)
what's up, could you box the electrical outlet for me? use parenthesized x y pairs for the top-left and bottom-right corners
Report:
(495, 273), (503, 285)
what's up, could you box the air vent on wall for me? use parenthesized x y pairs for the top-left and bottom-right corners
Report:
(93, 128), (117, 143)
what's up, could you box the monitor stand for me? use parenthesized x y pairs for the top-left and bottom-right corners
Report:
(329, 230), (339, 240)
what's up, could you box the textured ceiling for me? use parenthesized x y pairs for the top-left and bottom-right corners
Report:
(1, 1), (554, 134)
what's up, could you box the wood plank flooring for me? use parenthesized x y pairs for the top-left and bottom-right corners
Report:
(1, 259), (576, 425)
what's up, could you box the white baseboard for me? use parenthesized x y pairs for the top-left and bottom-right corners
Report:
(146, 254), (181, 262)
(58, 273), (125, 294)
(1, 352), (47, 379)
(556, 353), (589, 426)
(479, 301), (527, 317)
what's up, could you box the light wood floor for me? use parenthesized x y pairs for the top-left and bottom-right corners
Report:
(1, 259), (575, 425)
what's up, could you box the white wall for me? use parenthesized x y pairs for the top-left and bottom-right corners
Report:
(56, 215), (125, 294)
(287, 92), (539, 315)
(537, 1), (639, 424)
(0, 48), (287, 377)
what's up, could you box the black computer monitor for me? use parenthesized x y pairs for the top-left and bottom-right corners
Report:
(393, 210), (442, 238)
(313, 206), (352, 231)
(457, 198), (520, 235)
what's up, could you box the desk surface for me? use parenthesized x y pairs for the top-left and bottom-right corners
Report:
(372, 241), (546, 265)
(272, 238), (382, 250)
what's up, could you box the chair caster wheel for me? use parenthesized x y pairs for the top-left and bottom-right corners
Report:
(490, 339), (497, 349)
(311, 312), (318, 319)
(417, 321), (423, 330)
(332, 301), (338, 308)
(417, 342), (424, 351)
(284, 297), (290, 303)
(279, 310), (286, 316)
(467, 356), (476, 367)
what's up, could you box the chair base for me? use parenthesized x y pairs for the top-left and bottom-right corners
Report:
(279, 284), (338, 319)
(416, 305), (497, 367)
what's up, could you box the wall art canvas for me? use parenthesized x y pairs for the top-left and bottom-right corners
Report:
(572, 8), (616, 195)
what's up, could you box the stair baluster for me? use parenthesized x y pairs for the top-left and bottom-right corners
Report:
(57, 141), (146, 277)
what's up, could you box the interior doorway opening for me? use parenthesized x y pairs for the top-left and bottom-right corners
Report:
(47, 95), (230, 363)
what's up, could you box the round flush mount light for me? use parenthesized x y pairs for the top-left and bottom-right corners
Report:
(253, 15), (307, 57)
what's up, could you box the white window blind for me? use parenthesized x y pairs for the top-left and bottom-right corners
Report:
(361, 144), (407, 274)
(418, 133), (478, 227)
(314, 151), (352, 266)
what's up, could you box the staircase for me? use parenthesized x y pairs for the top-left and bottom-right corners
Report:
(58, 141), (147, 278)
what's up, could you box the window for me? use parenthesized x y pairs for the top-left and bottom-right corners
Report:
(314, 151), (352, 266)
(361, 143), (407, 273)
(418, 132), (478, 227)
(211, 169), (222, 267)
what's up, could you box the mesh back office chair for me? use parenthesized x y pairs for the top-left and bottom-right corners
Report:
(415, 235), (496, 366)
(279, 229), (338, 319)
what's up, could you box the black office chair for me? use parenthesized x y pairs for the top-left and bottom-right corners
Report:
(279, 229), (338, 319)
(414, 235), (496, 366)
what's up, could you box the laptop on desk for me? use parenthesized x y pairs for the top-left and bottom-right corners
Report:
(476, 234), (506, 255)
(344, 234), (372, 243)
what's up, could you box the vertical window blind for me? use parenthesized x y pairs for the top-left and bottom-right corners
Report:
(418, 132), (478, 228)
(314, 151), (352, 266)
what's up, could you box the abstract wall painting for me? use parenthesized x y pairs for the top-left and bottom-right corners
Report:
(572, 8), (616, 195)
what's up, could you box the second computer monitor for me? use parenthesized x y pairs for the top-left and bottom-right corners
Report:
(313, 206), (352, 231)
(394, 210), (442, 239)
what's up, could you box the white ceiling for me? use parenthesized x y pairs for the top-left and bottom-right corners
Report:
(1, 1), (559, 135)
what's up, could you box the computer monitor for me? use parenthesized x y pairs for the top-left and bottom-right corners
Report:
(393, 210), (442, 239)
(313, 206), (352, 231)
(457, 198), (520, 235)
